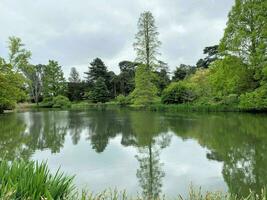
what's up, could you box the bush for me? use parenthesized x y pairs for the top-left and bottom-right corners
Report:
(52, 95), (71, 108)
(115, 94), (130, 106)
(239, 85), (267, 111)
(222, 94), (239, 105)
(161, 81), (196, 104)
(40, 96), (71, 108)
(39, 97), (54, 108)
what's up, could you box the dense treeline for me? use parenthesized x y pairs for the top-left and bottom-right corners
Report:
(0, 0), (266, 113)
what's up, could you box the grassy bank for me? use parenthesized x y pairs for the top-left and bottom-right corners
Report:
(15, 101), (266, 114)
(0, 160), (266, 200)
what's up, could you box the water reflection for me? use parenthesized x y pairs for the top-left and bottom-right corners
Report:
(0, 110), (267, 197)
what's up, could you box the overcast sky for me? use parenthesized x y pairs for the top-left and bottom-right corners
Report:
(0, 0), (234, 77)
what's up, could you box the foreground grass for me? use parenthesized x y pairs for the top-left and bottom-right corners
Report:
(0, 160), (266, 200)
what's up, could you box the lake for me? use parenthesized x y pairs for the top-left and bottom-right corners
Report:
(0, 108), (267, 198)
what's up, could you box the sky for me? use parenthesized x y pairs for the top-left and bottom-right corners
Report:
(0, 0), (234, 78)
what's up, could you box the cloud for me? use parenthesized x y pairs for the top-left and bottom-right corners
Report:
(0, 0), (234, 77)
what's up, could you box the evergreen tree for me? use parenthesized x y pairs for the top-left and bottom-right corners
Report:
(42, 60), (66, 98)
(134, 11), (161, 69)
(85, 58), (108, 85)
(90, 77), (109, 103)
(196, 45), (219, 68)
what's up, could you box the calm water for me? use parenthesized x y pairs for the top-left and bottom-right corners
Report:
(0, 109), (267, 198)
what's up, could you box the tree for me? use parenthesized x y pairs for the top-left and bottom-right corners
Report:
(118, 60), (137, 95)
(8, 36), (31, 73)
(42, 60), (66, 98)
(0, 37), (30, 113)
(134, 11), (161, 69)
(219, 0), (267, 78)
(85, 58), (108, 85)
(131, 65), (157, 105)
(90, 77), (109, 103)
(0, 58), (25, 113)
(172, 64), (195, 81)
(153, 61), (170, 95)
(29, 64), (44, 105)
(196, 45), (219, 68)
(68, 67), (80, 83)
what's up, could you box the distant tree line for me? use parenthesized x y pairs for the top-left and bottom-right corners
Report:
(0, 0), (266, 112)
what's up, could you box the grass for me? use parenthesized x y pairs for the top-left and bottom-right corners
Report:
(0, 160), (266, 200)
(0, 160), (75, 199)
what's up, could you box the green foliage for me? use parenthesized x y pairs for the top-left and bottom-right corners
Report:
(40, 95), (71, 108)
(239, 85), (267, 111)
(52, 95), (71, 108)
(90, 77), (110, 103)
(209, 56), (254, 97)
(43, 60), (66, 98)
(0, 59), (26, 114)
(173, 64), (196, 81)
(131, 65), (158, 105)
(85, 58), (108, 84)
(219, 0), (267, 73)
(115, 95), (130, 106)
(67, 82), (86, 101)
(161, 81), (196, 104)
(8, 36), (31, 72)
(0, 160), (75, 199)
(196, 45), (219, 68)
(118, 60), (137, 96)
(134, 11), (161, 69)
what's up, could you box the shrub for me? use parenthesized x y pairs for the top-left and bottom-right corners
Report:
(40, 97), (54, 108)
(52, 95), (71, 108)
(222, 94), (239, 105)
(40, 96), (71, 108)
(161, 81), (196, 104)
(239, 85), (267, 111)
(115, 94), (130, 106)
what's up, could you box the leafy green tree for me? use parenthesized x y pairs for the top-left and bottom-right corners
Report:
(42, 60), (66, 98)
(131, 65), (158, 105)
(219, 0), (267, 78)
(0, 37), (30, 113)
(196, 45), (219, 68)
(8, 36), (31, 73)
(0, 59), (25, 113)
(134, 11), (161, 69)
(90, 77), (109, 103)
(209, 56), (255, 97)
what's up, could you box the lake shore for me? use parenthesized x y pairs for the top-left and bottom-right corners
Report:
(13, 101), (267, 114)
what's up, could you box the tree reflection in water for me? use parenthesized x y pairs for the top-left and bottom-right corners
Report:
(0, 110), (267, 197)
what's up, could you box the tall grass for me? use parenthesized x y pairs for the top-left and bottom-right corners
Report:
(0, 160), (266, 199)
(0, 160), (75, 199)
